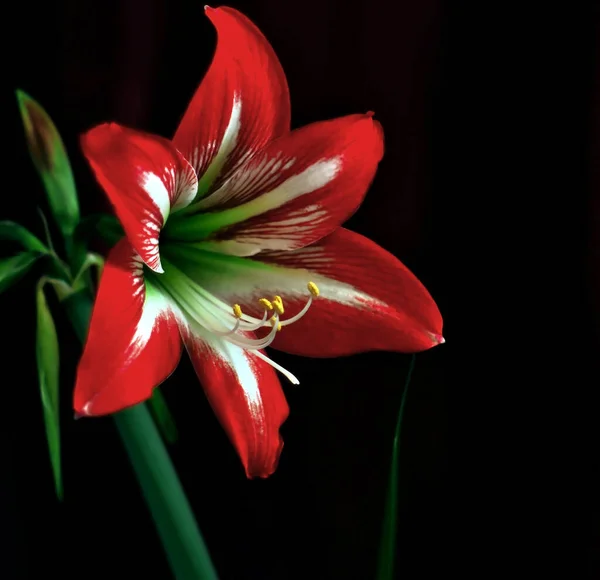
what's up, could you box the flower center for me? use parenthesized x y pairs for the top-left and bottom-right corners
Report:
(150, 258), (319, 384)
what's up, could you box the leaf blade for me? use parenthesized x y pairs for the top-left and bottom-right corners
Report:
(376, 354), (416, 580)
(0, 252), (39, 294)
(36, 278), (62, 500)
(16, 90), (80, 238)
(0, 221), (48, 253)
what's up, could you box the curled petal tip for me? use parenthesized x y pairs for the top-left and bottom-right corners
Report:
(427, 332), (445, 346)
(74, 401), (94, 418)
(146, 256), (165, 274)
(80, 122), (121, 150)
(204, 4), (213, 12)
(366, 110), (375, 118)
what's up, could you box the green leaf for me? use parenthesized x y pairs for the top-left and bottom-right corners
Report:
(0, 221), (48, 254)
(16, 90), (79, 238)
(36, 277), (62, 500)
(377, 354), (416, 580)
(148, 388), (179, 444)
(0, 252), (39, 294)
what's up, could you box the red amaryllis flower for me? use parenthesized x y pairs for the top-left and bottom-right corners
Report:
(74, 5), (444, 478)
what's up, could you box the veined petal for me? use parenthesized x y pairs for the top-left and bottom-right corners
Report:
(173, 6), (290, 198)
(166, 228), (443, 356)
(167, 114), (384, 255)
(73, 239), (182, 416)
(81, 123), (198, 273)
(181, 323), (289, 478)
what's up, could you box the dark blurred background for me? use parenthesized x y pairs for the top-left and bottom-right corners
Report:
(3, 1), (600, 578)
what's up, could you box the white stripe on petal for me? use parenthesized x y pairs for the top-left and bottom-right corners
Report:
(193, 94), (243, 197)
(139, 171), (171, 223)
(217, 339), (265, 433)
(199, 156), (340, 215)
(185, 247), (386, 314)
(185, 329), (266, 433)
(126, 255), (177, 362)
(216, 95), (242, 171)
(197, 204), (331, 255)
(171, 155), (199, 212)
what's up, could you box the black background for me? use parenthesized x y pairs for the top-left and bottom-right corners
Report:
(3, 1), (600, 578)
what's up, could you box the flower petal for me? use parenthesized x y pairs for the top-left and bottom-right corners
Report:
(81, 123), (198, 272)
(167, 228), (442, 356)
(265, 229), (444, 355)
(73, 239), (182, 416)
(180, 324), (289, 478)
(167, 114), (384, 255)
(172, 6), (290, 197)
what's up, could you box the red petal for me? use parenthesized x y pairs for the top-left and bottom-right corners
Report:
(173, 6), (290, 196)
(193, 114), (384, 255)
(81, 123), (198, 272)
(73, 239), (182, 416)
(181, 328), (289, 478)
(266, 228), (443, 355)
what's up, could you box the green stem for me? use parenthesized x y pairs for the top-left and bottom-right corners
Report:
(376, 354), (416, 580)
(148, 387), (179, 444)
(63, 290), (218, 580)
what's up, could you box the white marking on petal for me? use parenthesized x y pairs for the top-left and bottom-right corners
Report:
(196, 148), (287, 210)
(199, 202), (331, 255)
(193, 95), (243, 197)
(216, 339), (265, 432)
(208, 157), (341, 219)
(259, 158), (341, 207)
(171, 156), (199, 212)
(197, 246), (385, 315)
(144, 221), (160, 232)
(123, 255), (173, 361)
(218, 95), (242, 166)
(139, 171), (170, 224)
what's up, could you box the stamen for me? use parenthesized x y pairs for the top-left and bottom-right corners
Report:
(272, 295), (284, 315)
(259, 298), (273, 311)
(211, 318), (241, 336)
(307, 281), (320, 297)
(270, 315), (282, 332)
(238, 309), (268, 331)
(221, 313), (281, 350)
(233, 303), (243, 319)
(280, 282), (320, 327)
(253, 350), (300, 385)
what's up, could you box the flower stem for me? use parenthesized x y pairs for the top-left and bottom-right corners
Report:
(63, 289), (218, 580)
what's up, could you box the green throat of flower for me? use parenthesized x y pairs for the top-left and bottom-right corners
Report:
(147, 240), (320, 384)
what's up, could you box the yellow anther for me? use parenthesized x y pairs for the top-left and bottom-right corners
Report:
(232, 304), (243, 319)
(269, 315), (282, 331)
(259, 298), (273, 310)
(307, 281), (320, 297)
(272, 295), (284, 315)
